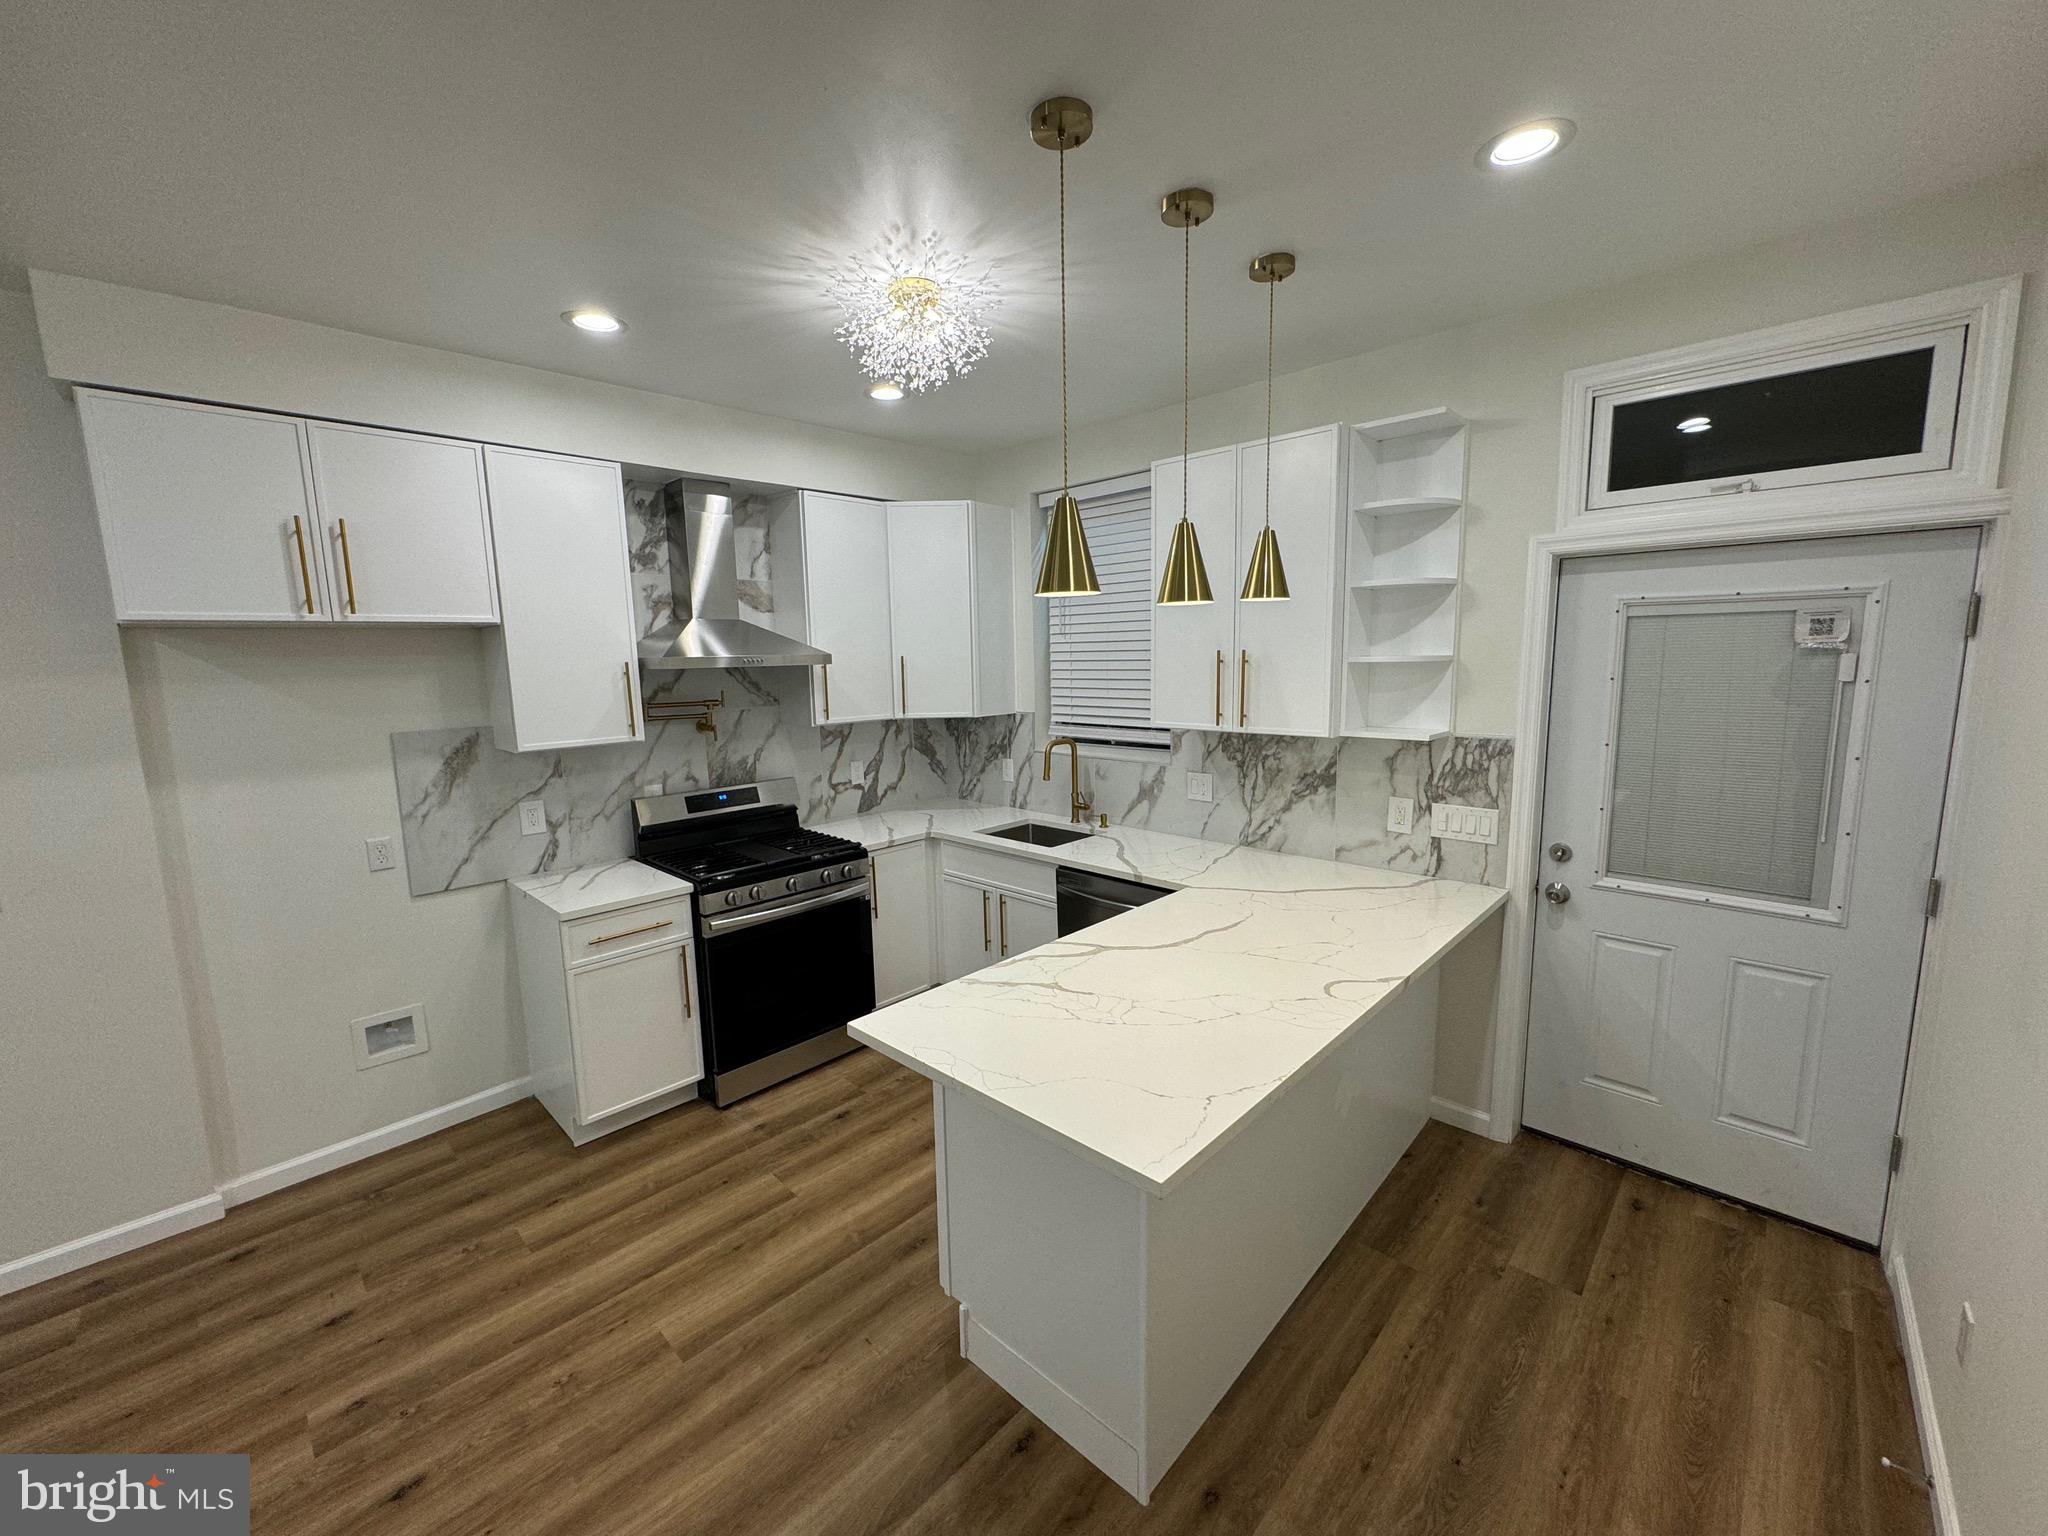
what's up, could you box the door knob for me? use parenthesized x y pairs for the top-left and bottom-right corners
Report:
(1544, 882), (1572, 906)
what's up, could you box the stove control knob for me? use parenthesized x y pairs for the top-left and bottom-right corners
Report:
(748, 885), (762, 902)
(786, 876), (802, 893)
(842, 862), (862, 880)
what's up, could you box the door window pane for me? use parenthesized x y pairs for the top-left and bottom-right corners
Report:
(1606, 347), (1937, 493)
(1605, 606), (1850, 903)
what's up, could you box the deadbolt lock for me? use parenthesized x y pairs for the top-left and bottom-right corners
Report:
(1548, 842), (1572, 863)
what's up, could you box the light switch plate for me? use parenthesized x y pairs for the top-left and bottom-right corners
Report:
(1387, 797), (1415, 834)
(518, 799), (547, 837)
(1187, 772), (1214, 804)
(365, 836), (397, 873)
(1430, 803), (1499, 845)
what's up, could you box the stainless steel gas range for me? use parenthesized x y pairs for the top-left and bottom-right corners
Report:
(632, 780), (874, 1105)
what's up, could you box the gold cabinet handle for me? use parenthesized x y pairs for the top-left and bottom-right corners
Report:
(1239, 649), (1249, 728)
(820, 663), (831, 720)
(624, 662), (637, 737)
(291, 515), (316, 614)
(337, 516), (358, 614)
(1214, 649), (1224, 726)
(899, 655), (908, 714)
(679, 949), (692, 1018)
(999, 893), (1009, 956)
(870, 856), (879, 918)
(981, 888), (991, 952)
(588, 918), (672, 946)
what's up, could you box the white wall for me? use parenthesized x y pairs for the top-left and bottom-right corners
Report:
(29, 271), (973, 502)
(979, 161), (2048, 737)
(0, 291), (217, 1274)
(1884, 227), (2048, 1535)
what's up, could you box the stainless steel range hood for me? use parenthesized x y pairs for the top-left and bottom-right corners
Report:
(638, 479), (829, 670)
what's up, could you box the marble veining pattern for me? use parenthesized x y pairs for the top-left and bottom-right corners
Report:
(848, 818), (1505, 1193)
(510, 858), (692, 921)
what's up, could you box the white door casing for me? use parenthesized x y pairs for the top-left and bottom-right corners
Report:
(1523, 529), (1977, 1241)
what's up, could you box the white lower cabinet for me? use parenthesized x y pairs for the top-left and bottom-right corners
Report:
(870, 841), (935, 1005)
(936, 846), (1059, 982)
(514, 886), (702, 1145)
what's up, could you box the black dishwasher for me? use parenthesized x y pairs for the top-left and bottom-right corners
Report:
(1056, 867), (1172, 936)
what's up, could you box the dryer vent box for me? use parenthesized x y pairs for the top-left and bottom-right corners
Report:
(352, 1005), (429, 1069)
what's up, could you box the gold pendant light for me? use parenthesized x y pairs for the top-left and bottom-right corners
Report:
(1157, 187), (1216, 605)
(1031, 97), (1101, 598)
(1240, 251), (1295, 601)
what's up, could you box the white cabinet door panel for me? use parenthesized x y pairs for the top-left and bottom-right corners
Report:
(802, 493), (895, 723)
(996, 891), (1058, 961)
(939, 875), (995, 981)
(306, 422), (497, 623)
(871, 841), (934, 1005)
(1234, 428), (1341, 735)
(484, 447), (642, 751)
(568, 945), (702, 1123)
(887, 501), (977, 717)
(1150, 447), (1239, 729)
(79, 391), (328, 622)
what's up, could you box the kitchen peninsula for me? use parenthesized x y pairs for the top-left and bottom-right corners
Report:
(842, 810), (1505, 1501)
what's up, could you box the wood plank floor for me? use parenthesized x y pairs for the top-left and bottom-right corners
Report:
(0, 1050), (1933, 1535)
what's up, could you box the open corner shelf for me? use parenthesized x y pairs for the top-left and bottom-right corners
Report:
(1343, 408), (1468, 745)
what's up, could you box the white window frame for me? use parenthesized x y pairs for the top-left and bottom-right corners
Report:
(1559, 276), (2021, 534)
(1039, 471), (1171, 756)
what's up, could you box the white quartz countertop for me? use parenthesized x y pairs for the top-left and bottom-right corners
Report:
(827, 804), (1507, 1196)
(510, 858), (692, 921)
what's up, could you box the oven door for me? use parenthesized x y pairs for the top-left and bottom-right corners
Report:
(696, 882), (876, 1098)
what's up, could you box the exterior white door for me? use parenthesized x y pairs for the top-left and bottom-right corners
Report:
(1525, 528), (1977, 1241)
(1150, 446), (1239, 729)
(802, 493), (895, 724)
(305, 422), (498, 623)
(886, 501), (976, 717)
(1233, 426), (1342, 735)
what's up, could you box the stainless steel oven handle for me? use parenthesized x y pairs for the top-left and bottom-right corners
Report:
(702, 881), (872, 935)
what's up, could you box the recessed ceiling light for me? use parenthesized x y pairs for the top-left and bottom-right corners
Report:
(1479, 118), (1575, 169)
(868, 380), (905, 401)
(1677, 415), (1712, 433)
(561, 308), (624, 334)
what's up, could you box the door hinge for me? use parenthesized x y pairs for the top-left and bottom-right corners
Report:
(1925, 877), (1943, 919)
(1965, 591), (1983, 639)
(1890, 1134), (1906, 1174)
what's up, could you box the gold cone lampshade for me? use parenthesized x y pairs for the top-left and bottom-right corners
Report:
(1239, 523), (1289, 601)
(1157, 515), (1215, 605)
(1036, 492), (1101, 597)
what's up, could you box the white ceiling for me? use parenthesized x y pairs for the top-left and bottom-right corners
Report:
(4, 0), (2044, 453)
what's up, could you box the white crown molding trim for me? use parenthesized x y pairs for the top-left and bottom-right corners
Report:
(219, 1076), (532, 1208)
(1888, 1250), (1961, 1536)
(0, 1194), (224, 1297)
(1427, 1095), (1493, 1137)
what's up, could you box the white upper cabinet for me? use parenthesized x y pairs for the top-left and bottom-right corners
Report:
(482, 446), (644, 753)
(79, 391), (331, 622)
(1152, 426), (1343, 736)
(304, 423), (498, 623)
(1150, 446), (1239, 730)
(784, 494), (1014, 726)
(797, 493), (896, 724)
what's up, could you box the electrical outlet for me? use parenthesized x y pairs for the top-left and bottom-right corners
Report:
(365, 836), (397, 873)
(1387, 797), (1415, 834)
(1187, 772), (1214, 804)
(1957, 1302), (1976, 1366)
(640, 779), (664, 797)
(1430, 803), (1500, 845)
(1000, 758), (1017, 784)
(518, 799), (547, 837)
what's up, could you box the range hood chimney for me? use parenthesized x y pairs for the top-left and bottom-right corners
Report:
(638, 479), (829, 670)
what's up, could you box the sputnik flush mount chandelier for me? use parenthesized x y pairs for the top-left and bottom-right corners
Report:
(828, 232), (1000, 395)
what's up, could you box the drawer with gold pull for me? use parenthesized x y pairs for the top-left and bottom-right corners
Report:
(561, 896), (695, 968)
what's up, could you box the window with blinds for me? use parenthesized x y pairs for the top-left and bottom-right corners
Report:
(1042, 476), (1169, 751)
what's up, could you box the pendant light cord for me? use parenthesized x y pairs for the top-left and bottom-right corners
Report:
(1264, 277), (1274, 530)
(1182, 217), (1191, 523)
(1059, 141), (1070, 498)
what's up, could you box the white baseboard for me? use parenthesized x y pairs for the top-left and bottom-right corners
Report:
(1888, 1250), (1960, 1536)
(1428, 1095), (1493, 1136)
(218, 1076), (532, 1208)
(0, 1194), (224, 1297)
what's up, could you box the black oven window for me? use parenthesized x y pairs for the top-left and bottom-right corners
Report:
(1606, 346), (1940, 493)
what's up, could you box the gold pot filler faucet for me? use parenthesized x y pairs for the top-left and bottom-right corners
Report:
(1042, 737), (1095, 825)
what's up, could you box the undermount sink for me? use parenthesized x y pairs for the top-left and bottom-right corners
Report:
(984, 821), (1096, 848)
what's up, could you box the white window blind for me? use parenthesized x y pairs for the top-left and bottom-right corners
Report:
(1043, 476), (1169, 750)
